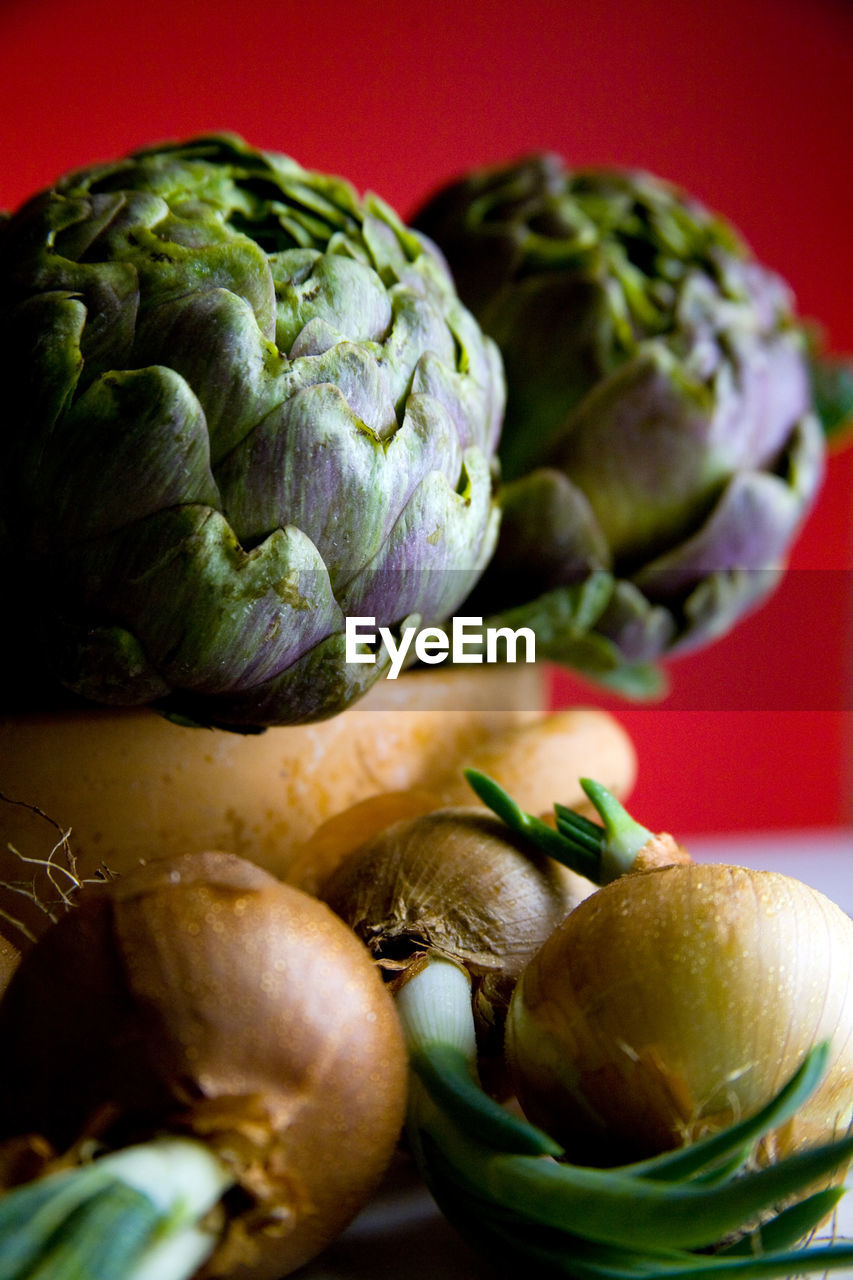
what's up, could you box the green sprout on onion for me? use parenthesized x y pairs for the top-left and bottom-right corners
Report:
(396, 955), (853, 1278)
(0, 1138), (229, 1280)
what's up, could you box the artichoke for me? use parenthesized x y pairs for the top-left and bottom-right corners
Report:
(414, 154), (825, 694)
(0, 135), (504, 727)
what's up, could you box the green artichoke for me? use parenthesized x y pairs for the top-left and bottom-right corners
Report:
(414, 154), (825, 694)
(0, 134), (504, 727)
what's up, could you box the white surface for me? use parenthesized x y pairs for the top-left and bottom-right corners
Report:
(298, 832), (853, 1279)
(689, 828), (853, 917)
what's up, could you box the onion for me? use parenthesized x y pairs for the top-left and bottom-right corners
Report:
(387, 770), (853, 1279)
(0, 851), (407, 1279)
(321, 803), (591, 1079)
(506, 862), (853, 1166)
(0, 935), (18, 1008)
(285, 788), (444, 898)
(489, 776), (853, 1168)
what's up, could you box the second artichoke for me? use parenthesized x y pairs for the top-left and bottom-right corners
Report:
(414, 154), (825, 693)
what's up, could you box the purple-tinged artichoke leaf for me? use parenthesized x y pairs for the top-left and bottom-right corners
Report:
(411, 351), (502, 456)
(57, 507), (343, 694)
(548, 347), (722, 561)
(707, 329), (811, 474)
(342, 447), (499, 624)
(480, 576), (667, 699)
(271, 250), (393, 355)
(633, 415), (824, 600)
(33, 366), (220, 549)
(388, 390), (465, 486)
(2, 293), (84, 481)
(131, 288), (288, 462)
(630, 473), (788, 601)
(285, 339), (397, 438)
(381, 286), (458, 408)
(216, 380), (401, 581)
(442, 303), (507, 453)
(170, 625), (390, 729)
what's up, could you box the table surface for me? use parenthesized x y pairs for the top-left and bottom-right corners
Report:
(689, 828), (853, 916)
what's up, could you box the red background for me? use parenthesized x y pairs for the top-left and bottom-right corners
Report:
(1, 0), (851, 835)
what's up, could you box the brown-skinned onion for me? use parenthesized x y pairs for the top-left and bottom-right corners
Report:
(0, 851), (408, 1279)
(0, 933), (19, 998)
(322, 805), (592, 1081)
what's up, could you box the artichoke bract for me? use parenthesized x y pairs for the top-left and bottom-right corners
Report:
(0, 134), (504, 727)
(414, 155), (825, 694)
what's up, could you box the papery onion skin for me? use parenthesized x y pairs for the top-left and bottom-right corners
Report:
(322, 805), (591, 1073)
(506, 862), (853, 1169)
(0, 851), (408, 1280)
(286, 789), (444, 898)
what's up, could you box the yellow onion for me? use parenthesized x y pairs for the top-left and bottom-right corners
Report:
(322, 805), (591, 1076)
(0, 851), (408, 1279)
(385, 775), (853, 1278)
(506, 861), (853, 1169)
